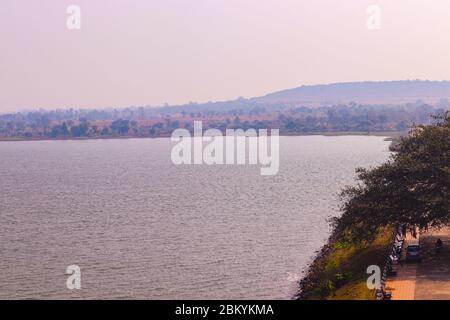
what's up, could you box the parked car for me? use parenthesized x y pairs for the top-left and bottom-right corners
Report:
(406, 240), (421, 262)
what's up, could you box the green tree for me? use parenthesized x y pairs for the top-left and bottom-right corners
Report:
(334, 112), (450, 241)
(111, 119), (129, 135)
(61, 122), (69, 136)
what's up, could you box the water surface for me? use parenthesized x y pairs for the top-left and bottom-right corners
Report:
(0, 136), (390, 299)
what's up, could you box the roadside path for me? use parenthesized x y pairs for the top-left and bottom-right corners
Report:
(385, 232), (417, 300)
(385, 228), (450, 300)
(415, 228), (450, 299)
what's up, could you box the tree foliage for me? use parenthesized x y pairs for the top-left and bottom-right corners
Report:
(334, 112), (450, 241)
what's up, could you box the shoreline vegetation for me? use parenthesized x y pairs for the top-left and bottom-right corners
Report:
(0, 130), (402, 142)
(297, 226), (393, 300)
(298, 112), (450, 300)
(0, 87), (442, 143)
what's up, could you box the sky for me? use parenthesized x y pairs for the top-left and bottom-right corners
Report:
(1, 0), (450, 112)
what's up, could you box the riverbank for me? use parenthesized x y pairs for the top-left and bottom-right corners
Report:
(297, 226), (393, 300)
(0, 131), (401, 142)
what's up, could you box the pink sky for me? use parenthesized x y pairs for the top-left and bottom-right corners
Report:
(1, 0), (450, 112)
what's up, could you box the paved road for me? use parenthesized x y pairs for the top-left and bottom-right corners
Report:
(385, 232), (417, 300)
(415, 228), (450, 300)
(386, 228), (450, 300)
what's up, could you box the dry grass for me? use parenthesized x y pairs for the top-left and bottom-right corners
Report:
(303, 226), (392, 300)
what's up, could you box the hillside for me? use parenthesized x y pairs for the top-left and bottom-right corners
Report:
(1, 80), (449, 140)
(254, 80), (450, 105)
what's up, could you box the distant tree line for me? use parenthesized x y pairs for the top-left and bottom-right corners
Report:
(0, 102), (446, 139)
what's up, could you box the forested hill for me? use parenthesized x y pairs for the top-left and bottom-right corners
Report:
(1, 80), (450, 139)
(255, 80), (450, 105)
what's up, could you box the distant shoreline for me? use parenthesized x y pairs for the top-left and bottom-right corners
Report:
(0, 131), (401, 142)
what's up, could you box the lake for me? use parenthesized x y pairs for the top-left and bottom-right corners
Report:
(0, 136), (390, 299)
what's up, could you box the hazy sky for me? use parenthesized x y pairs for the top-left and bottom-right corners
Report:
(1, 0), (450, 112)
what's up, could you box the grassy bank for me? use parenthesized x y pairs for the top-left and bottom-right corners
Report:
(298, 226), (393, 300)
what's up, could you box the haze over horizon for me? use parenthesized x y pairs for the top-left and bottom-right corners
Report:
(2, 0), (450, 112)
